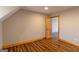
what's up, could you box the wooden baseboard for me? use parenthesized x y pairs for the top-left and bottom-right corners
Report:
(59, 39), (79, 52)
(3, 37), (46, 49)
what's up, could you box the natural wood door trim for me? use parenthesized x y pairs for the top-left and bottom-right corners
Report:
(58, 16), (60, 39)
(45, 16), (52, 39)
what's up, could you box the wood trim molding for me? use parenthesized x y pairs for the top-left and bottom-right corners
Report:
(58, 16), (60, 39)
(3, 37), (46, 49)
(45, 16), (52, 39)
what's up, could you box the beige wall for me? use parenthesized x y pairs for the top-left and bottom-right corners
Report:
(0, 6), (20, 48)
(52, 7), (79, 46)
(3, 9), (45, 45)
(0, 22), (2, 49)
(0, 6), (20, 22)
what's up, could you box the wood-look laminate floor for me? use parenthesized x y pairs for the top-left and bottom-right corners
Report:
(7, 38), (59, 52)
(5, 32), (79, 52)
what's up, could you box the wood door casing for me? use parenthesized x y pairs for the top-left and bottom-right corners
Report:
(45, 16), (52, 39)
(58, 16), (60, 39)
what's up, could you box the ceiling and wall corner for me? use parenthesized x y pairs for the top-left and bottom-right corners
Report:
(50, 6), (77, 16)
(0, 6), (75, 22)
(21, 6), (74, 15)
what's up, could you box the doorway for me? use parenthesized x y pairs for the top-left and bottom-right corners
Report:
(51, 16), (59, 46)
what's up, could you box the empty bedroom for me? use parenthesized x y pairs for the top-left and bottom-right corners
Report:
(0, 6), (79, 52)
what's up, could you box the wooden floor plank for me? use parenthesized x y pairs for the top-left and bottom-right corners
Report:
(24, 43), (32, 52)
(31, 42), (43, 52)
(20, 44), (28, 52)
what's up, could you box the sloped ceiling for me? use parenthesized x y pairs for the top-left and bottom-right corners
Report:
(0, 6), (20, 22)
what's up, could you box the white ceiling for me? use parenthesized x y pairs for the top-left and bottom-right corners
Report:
(22, 6), (74, 15)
